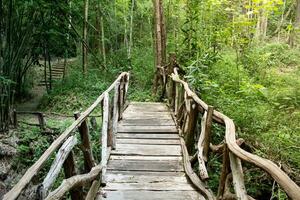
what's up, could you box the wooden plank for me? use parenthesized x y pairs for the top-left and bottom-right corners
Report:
(106, 174), (189, 183)
(112, 144), (182, 156)
(101, 191), (205, 200)
(126, 105), (169, 112)
(117, 133), (179, 139)
(122, 116), (173, 120)
(107, 160), (184, 172)
(130, 102), (167, 106)
(117, 125), (177, 133)
(123, 111), (172, 116)
(116, 138), (180, 145)
(104, 182), (195, 191)
(120, 119), (175, 126)
(110, 155), (182, 161)
(123, 111), (172, 115)
(106, 170), (186, 177)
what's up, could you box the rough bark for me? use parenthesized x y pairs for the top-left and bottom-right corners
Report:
(82, 0), (89, 74)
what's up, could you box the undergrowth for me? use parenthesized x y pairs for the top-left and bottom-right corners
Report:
(185, 42), (300, 199)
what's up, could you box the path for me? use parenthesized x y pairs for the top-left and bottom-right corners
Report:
(100, 102), (204, 200)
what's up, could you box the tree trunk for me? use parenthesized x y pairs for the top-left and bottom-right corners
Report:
(152, 0), (166, 95)
(96, 2), (101, 56)
(82, 0), (89, 74)
(100, 16), (106, 68)
(255, 0), (268, 41)
(128, 0), (135, 60)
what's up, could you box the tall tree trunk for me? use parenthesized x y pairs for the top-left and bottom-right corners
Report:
(101, 16), (106, 68)
(255, 0), (268, 41)
(152, 0), (166, 96)
(123, 0), (128, 50)
(128, 0), (135, 60)
(96, 3), (101, 56)
(82, 0), (89, 74)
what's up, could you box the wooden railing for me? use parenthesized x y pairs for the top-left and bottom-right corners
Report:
(164, 59), (300, 200)
(4, 72), (130, 200)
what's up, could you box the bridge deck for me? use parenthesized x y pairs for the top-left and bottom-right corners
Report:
(100, 102), (204, 200)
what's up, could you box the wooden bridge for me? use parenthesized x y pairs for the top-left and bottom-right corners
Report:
(3, 62), (300, 200)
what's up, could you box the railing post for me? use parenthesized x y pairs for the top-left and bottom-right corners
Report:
(175, 82), (179, 114)
(203, 106), (213, 161)
(197, 106), (214, 181)
(112, 81), (120, 150)
(108, 96), (114, 148)
(74, 112), (96, 172)
(101, 92), (109, 185)
(63, 144), (84, 200)
(183, 96), (199, 153)
(118, 77), (124, 120)
(124, 73), (130, 99)
(217, 144), (230, 199)
(13, 109), (18, 128)
(37, 112), (46, 130)
(175, 83), (183, 116)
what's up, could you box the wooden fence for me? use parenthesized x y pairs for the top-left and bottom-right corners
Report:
(164, 59), (300, 200)
(4, 72), (130, 200)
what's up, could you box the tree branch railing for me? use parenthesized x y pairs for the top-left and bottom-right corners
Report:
(165, 57), (300, 200)
(4, 72), (130, 200)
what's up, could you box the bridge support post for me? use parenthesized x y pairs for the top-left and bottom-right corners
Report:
(101, 92), (109, 186)
(112, 81), (120, 150)
(74, 112), (96, 172)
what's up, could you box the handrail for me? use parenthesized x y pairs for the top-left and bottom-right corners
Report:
(4, 72), (130, 200)
(167, 67), (300, 200)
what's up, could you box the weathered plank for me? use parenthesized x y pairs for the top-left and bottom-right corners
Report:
(117, 125), (177, 133)
(112, 144), (182, 156)
(123, 112), (173, 119)
(110, 155), (182, 161)
(106, 170), (186, 177)
(104, 182), (195, 191)
(126, 106), (169, 112)
(120, 119), (175, 126)
(116, 138), (180, 145)
(106, 173), (189, 183)
(107, 160), (184, 172)
(100, 191), (205, 200)
(117, 133), (179, 139)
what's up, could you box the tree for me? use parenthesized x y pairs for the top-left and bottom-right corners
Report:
(83, 0), (89, 74)
(152, 0), (166, 96)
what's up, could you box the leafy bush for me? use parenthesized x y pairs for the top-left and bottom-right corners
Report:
(185, 45), (300, 198)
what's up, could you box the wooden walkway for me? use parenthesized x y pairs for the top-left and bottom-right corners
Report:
(100, 102), (204, 200)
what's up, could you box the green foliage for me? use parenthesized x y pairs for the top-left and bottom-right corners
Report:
(127, 47), (157, 101)
(186, 44), (300, 197)
(40, 59), (116, 113)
